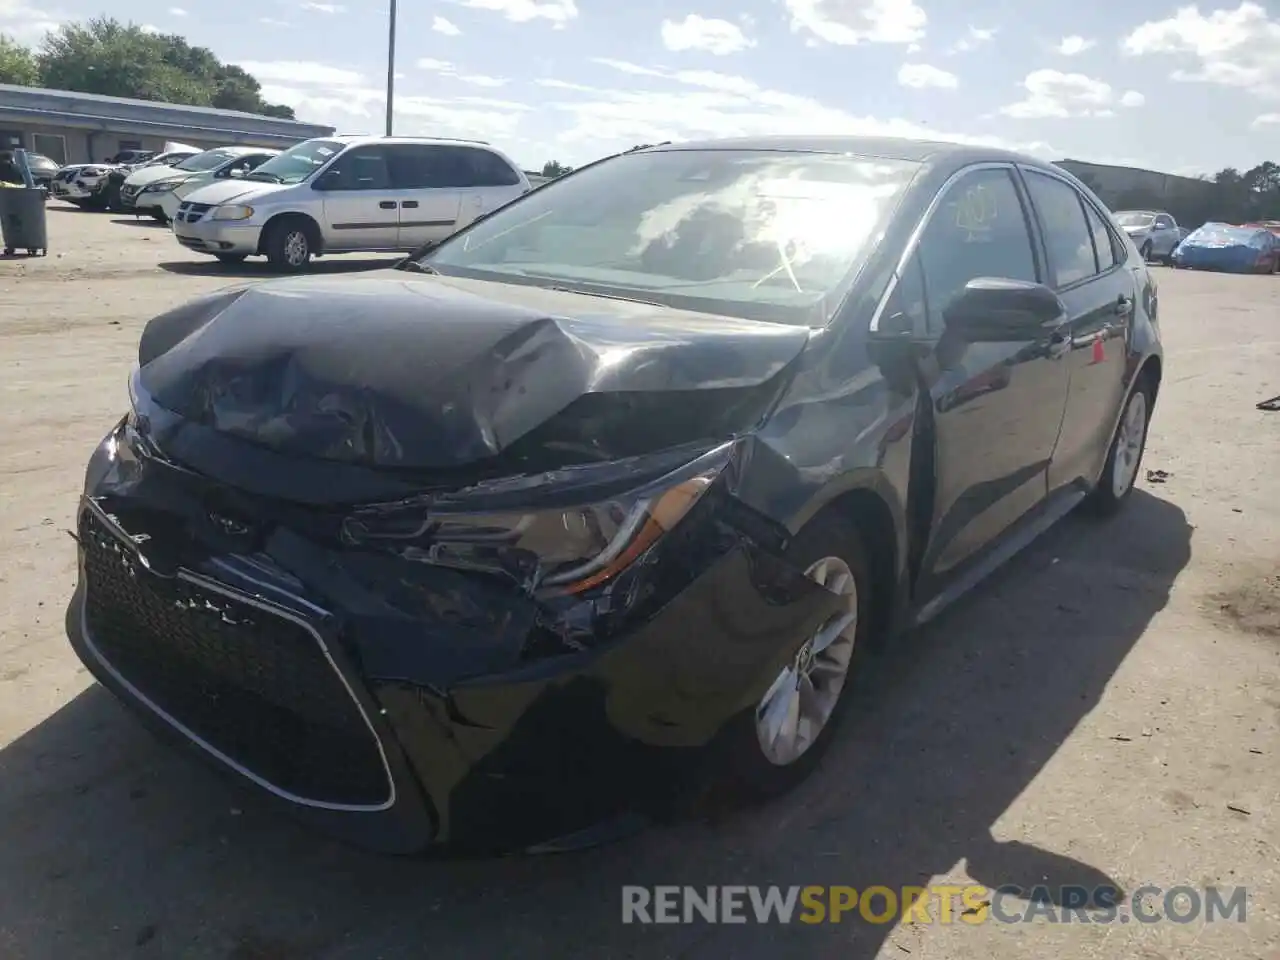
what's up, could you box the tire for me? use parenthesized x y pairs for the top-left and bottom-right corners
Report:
(214, 253), (248, 265)
(263, 218), (315, 273)
(710, 511), (875, 802)
(1086, 374), (1154, 517)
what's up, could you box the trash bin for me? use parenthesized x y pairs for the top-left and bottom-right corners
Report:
(0, 186), (48, 256)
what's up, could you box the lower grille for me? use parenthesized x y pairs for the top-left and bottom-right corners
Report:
(78, 508), (392, 809)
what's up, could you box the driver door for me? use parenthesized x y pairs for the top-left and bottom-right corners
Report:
(909, 165), (1072, 603)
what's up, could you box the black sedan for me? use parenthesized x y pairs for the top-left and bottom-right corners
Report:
(66, 136), (1162, 856)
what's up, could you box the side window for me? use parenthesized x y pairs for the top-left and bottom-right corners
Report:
(1023, 171), (1097, 287)
(466, 149), (522, 187)
(917, 167), (1037, 330)
(386, 146), (480, 189)
(1083, 202), (1120, 271)
(325, 147), (392, 191)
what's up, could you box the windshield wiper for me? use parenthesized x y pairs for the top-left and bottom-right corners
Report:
(542, 284), (665, 307)
(396, 259), (438, 274)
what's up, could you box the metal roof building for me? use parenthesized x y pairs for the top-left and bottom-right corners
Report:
(0, 84), (335, 165)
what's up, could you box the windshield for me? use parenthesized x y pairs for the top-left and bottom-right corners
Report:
(1114, 212), (1156, 228)
(420, 149), (920, 325)
(174, 150), (238, 173)
(245, 138), (343, 184)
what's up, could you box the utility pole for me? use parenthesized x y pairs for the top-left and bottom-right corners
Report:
(385, 0), (397, 136)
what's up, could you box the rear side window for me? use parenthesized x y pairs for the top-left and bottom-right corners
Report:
(1022, 170), (1096, 287)
(1154, 214), (1175, 229)
(1083, 202), (1121, 271)
(917, 167), (1038, 330)
(465, 149), (522, 187)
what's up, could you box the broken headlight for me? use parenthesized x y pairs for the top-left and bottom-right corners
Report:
(340, 445), (730, 594)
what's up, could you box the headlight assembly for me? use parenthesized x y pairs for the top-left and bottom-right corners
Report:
(340, 448), (730, 594)
(211, 205), (255, 221)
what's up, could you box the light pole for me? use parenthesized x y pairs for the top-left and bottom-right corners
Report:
(385, 0), (397, 136)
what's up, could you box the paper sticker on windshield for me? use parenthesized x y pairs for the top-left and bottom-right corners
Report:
(954, 183), (998, 235)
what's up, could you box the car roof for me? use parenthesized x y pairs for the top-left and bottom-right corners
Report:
(323, 135), (496, 149)
(641, 135), (1061, 171)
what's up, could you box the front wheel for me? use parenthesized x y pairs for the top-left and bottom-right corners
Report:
(712, 512), (874, 801)
(1086, 376), (1154, 517)
(263, 219), (314, 272)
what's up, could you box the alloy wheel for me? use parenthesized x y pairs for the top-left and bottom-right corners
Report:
(755, 556), (859, 767)
(1111, 390), (1148, 498)
(283, 230), (310, 267)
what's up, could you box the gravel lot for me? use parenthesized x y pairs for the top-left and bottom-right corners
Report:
(1, 204), (1277, 960)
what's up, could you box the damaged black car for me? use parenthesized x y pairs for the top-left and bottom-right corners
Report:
(67, 136), (1163, 855)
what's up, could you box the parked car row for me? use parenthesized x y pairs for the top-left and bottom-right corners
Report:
(47, 144), (200, 212)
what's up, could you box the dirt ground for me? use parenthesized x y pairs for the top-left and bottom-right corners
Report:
(0, 204), (1277, 960)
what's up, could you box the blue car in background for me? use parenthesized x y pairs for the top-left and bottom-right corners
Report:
(1172, 223), (1280, 273)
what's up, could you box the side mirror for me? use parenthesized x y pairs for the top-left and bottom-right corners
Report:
(942, 277), (1066, 342)
(229, 168), (245, 178)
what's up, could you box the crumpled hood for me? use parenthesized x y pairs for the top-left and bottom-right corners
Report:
(183, 179), (290, 206)
(135, 274), (812, 473)
(124, 164), (182, 187)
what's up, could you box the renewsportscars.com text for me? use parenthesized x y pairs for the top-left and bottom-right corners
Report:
(621, 884), (1247, 925)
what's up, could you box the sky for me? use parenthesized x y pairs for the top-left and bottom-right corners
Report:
(4, 0), (1280, 175)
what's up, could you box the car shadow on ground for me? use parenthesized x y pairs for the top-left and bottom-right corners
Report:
(109, 217), (168, 228)
(0, 491), (1191, 960)
(157, 257), (401, 277)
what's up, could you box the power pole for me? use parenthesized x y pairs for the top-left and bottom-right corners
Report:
(385, 0), (397, 136)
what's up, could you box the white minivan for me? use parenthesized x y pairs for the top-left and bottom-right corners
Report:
(171, 136), (532, 270)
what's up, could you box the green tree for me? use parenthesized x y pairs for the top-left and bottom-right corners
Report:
(36, 17), (294, 118)
(0, 34), (40, 86)
(541, 160), (573, 178)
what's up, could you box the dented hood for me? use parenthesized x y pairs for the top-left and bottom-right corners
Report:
(135, 274), (812, 472)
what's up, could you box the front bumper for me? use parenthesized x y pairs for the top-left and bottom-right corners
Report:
(173, 215), (264, 257)
(120, 185), (163, 213)
(1173, 248), (1262, 272)
(67, 420), (837, 854)
(49, 179), (99, 201)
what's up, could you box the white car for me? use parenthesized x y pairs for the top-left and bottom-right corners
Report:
(171, 136), (532, 270)
(154, 149), (279, 223)
(121, 147), (278, 222)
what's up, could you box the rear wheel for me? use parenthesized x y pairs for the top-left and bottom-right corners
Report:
(263, 218), (315, 272)
(1086, 375), (1154, 517)
(713, 512), (874, 801)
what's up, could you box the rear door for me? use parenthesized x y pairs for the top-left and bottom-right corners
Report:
(1018, 167), (1133, 495)
(316, 145), (401, 250)
(382, 144), (463, 249)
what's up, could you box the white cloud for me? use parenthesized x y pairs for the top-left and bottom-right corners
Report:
(1000, 69), (1145, 119)
(139, 23), (160, 34)
(661, 14), (754, 55)
(0, 0), (60, 42)
(1123, 2), (1280, 98)
(897, 62), (958, 89)
(532, 57), (1052, 162)
(1252, 112), (1280, 127)
(416, 57), (508, 87)
(237, 60), (366, 87)
(299, 2), (345, 12)
(452, 0), (578, 27)
(785, 0), (925, 46)
(1056, 35), (1095, 55)
(259, 17), (289, 26)
(949, 25), (995, 54)
(433, 15), (461, 35)
(168, 6), (187, 16)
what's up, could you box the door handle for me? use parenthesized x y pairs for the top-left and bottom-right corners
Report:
(1115, 295), (1134, 315)
(401, 200), (419, 209)
(379, 201), (397, 209)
